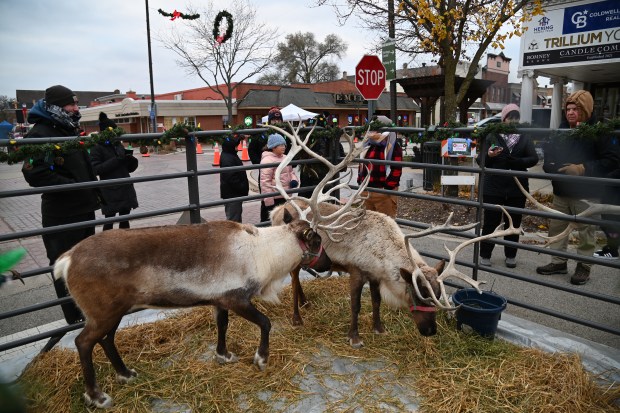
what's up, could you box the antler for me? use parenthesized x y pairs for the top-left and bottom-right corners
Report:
(406, 212), (478, 239)
(405, 206), (521, 310)
(514, 177), (620, 246)
(261, 120), (372, 237)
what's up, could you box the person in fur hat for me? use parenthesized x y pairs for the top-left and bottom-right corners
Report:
(21, 85), (100, 324)
(536, 90), (620, 284)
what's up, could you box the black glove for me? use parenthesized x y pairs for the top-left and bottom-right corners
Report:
(290, 180), (299, 189)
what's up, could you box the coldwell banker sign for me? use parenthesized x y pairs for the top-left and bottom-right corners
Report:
(520, 0), (620, 68)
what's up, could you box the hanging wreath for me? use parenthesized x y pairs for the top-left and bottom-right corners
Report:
(157, 8), (200, 21)
(213, 10), (233, 45)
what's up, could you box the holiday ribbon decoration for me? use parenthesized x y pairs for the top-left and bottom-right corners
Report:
(213, 10), (233, 46)
(157, 8), (200, 20)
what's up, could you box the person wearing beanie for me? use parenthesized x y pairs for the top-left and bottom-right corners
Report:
(500, 103), (520, 122)
(536, 90), (620, 284)
(90, 125), (139, 230)
(219, 135), (249, 222)
(267, 107), (283, 124)
(356, 115), (402, 218)
(98, 112), (118, 131)
(21, 84), (99, 325)
(260, 133), (298, 219)
(476, 103), (538, 269)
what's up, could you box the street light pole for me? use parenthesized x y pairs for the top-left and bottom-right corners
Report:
(388, 0), (397, 124)
(145, 0), (157, 133)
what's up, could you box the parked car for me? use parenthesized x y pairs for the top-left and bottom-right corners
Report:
(474, 115), (502, 127)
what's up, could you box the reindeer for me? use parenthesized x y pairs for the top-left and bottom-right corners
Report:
(270, 127), (522, 348)
(53, 122), (365, 409)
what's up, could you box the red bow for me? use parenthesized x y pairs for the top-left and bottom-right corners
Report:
(171, 10), (181, 21)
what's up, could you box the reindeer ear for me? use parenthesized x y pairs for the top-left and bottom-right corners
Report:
(399, 268), (413, 284)
(282, 208), (294, 224)
(435, 259), (446, 273)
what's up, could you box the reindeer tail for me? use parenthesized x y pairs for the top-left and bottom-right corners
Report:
(53, 254), (72, 281)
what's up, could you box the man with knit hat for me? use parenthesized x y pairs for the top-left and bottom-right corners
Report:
(357, 115), (402, 218)
(22, 85), (100, 324)
(536, 90), (620, 284)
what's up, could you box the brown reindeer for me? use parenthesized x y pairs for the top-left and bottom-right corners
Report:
(271, 136), (521, 347)
(53, 122), (365, 409)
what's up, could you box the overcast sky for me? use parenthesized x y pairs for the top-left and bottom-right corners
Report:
(0, 0), (523, 99)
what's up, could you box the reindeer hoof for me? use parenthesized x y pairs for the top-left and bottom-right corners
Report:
(215, 352), (239, 364)
(253, 351), (267, 371)
(374, 325), (386, 334)
(349, 338), (364, 349)
(292, 315), (303, 326)
(116, 369), (138, 384)
(84, 391), (113, 409)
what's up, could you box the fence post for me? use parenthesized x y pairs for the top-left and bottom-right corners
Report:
(185, 134), (202, 224)
(472, 134), (487, 280)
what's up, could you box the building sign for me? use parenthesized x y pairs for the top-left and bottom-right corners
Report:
(115, 112), (140, 118)
(520, 0), (620, 68)
(333, 93), (366, 104)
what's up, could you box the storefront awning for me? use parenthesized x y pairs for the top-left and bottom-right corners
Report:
(485, 102), (505, 111)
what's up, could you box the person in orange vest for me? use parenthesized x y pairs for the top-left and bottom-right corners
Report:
(219, 135), (249, 222)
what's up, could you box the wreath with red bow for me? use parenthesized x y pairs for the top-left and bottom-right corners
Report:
(213, 11), (233, 45)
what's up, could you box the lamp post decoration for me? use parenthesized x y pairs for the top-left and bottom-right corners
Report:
(157, 8), (200, 20)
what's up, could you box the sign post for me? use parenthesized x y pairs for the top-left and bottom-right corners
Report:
(355, 55), (386, 122)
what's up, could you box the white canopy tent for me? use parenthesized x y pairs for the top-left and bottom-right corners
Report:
(260, 103), (318, 123)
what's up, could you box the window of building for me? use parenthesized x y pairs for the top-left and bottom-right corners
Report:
(183, 117), (196, 127)
(496, 61), (501, 68)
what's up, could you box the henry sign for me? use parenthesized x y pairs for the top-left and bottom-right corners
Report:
(355, 55), (386, 100)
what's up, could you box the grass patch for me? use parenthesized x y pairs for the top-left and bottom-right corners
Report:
(18, 277), (619, 412)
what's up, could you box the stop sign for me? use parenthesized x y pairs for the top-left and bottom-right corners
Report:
(355, 55), (386, 100)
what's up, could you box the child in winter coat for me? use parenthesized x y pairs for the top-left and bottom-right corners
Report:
(260, 133), (298, 217)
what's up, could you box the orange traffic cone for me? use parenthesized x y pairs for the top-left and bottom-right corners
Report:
(241, 139), (250, 162)
(353, 136), (359, 143)
(212, 142), (220, 166)
(142, 152), (150, 157)
(196, 141), (203, 154)
(236, 140), (243, 151)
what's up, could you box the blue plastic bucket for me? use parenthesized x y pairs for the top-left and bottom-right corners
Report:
(452, 289), (507, 339)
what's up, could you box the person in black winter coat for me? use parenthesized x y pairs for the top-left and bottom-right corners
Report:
(21, 85), (100, 324)
(536, 90), (620, 284)
(476, 104), (538, 268)
(219, 135), (249, 222)
(90, 114), (139, 230)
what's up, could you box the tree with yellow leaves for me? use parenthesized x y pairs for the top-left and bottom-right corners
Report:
(317, 0), (543, 123)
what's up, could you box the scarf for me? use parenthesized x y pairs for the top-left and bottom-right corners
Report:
(501, 133), (520, 152)
(46, 103), (81, 132)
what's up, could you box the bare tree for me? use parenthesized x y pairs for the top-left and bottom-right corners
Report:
(316, 0), (543, 123)
(157, 0), (278, 124)
(257, 32), (347, 85)
(0, 95), (17, 122)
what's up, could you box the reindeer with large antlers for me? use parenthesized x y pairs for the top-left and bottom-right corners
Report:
(271, 126), (522, 347)
(51, 121), (374, 408)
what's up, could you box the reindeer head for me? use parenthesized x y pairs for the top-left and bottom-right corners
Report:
(404, 208), (520, 312)
(281, 209), (332, 272)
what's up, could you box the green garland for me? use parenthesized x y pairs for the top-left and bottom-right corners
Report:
(157, 9), (200, 20)
(213, 11), (233, 44)
(0, 127), (125, 165)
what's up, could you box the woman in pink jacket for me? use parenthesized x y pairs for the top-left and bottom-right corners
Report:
(260, 133), (299, 218)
